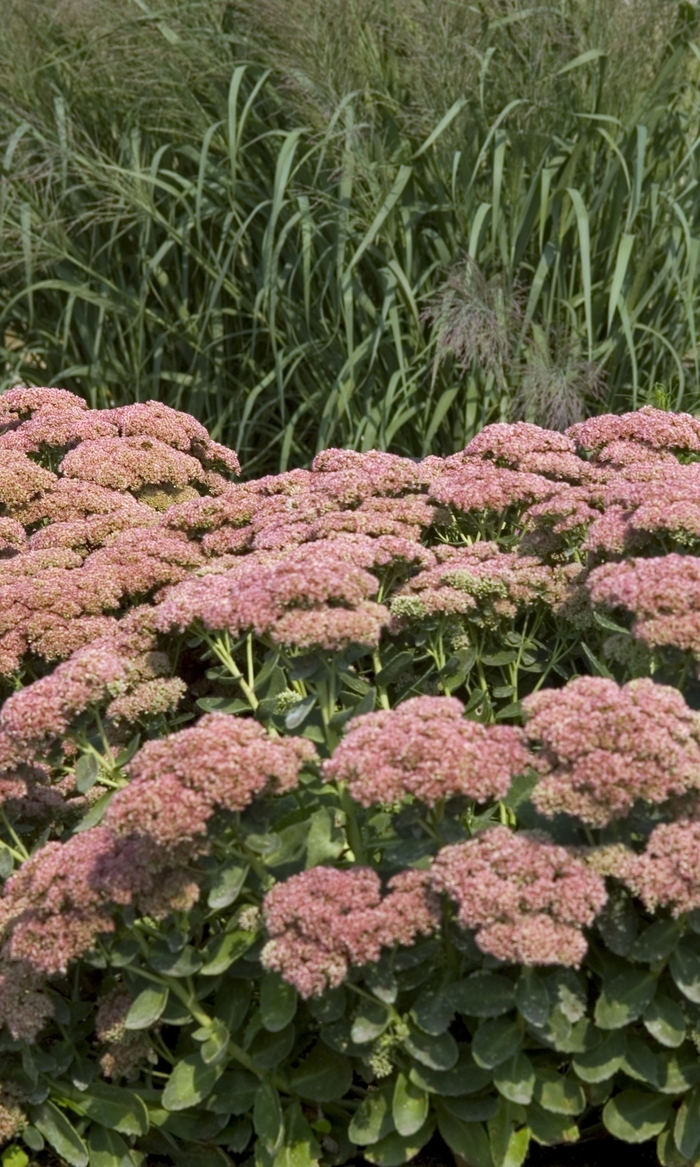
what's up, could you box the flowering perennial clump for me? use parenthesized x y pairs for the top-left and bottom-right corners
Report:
(0, 389), (699, 1164)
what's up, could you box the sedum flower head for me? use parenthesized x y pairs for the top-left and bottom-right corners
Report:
(431, 826), (607, 966)
(523, 677), (700, 826)
(261, 865), (439, 997)
(323, 695), (530, 806)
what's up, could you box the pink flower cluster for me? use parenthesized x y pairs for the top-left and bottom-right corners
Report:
(261, 866), (439, 997)
(587, 554), (700, 657)
(105, 712), (316, 848)
(522, 677), (700, 826)
(323, 695), (530, 806)
(614, 819), (700, 916)
(391, 541), (575, 625)
(430, 826), (607, 966)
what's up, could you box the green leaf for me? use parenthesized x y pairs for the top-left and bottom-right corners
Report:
(671, 942), (700, 1003)
(254, 1082), (283, 1153)
(488, 1104), (530, 1167)
(657, 1047), (700, 1094)
(409, 1052), (493, 1097)
(148, 943), (201, 977)
(71, 1084), (149, 1135)
(441, 1097), (500, 1123)
(392, 1074), (428, 1138)
(436, 1108), (494, 1167)
(403, 1024), (459, 1070)
(205, 1070), (259, 1116)
(572, 1030), (626, 1083)
(215, 981), (251, 1035)
(307, 987), (346, 1024)
(451, 972), (515, 1019)
(657, 1128), (691, 1167)
(201, 1019), (231, 1067)
(621, 1034), (661, 1088)
(274, 1102), (320, 1167)
(75, 790), (114, 832)
(603, 1090), (672, 1143)
(260, 972), (298, 1032)
(362, 1117), (435, 1166)
(75, 754), (99, 793)
(20, 1128), (43, 1154)
(533, 1070), (586, 1116)
(249, 1023), (296, 1070)
(629, 920), (681, 963)
(472, 1018), (522, 1069)
(88, 1127), (135, 1167)
(675, 1085), (700, 1161)
(124, 986), (168, 1030)
(289, 1044), (353, 1102)
(30, 1102), (88, 1167)
(348, 1089), (394, 1146)
(285, 696), (316, 729)
(305, 808), (345, 867)
(527, 1103), (579, 1147)
(2, 1149), (29, 1167)
(411, 988), (455, 1035)
(351, 1000), (390, 1044)
(643, 996), (687, 1048)
(494, 1053), (535, 1105)
(514, 970), (549, 1027)
(162, 1053), (223, 1111)
(595, 969), (658, 1029)
(200, 929), (256, 975)
(208, 863), (248, 910)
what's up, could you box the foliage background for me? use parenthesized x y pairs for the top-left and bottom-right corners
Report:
(1, 1), (700, 475)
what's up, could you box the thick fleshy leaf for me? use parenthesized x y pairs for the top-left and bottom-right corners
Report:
(208, 863), (248, 910)
(441, 1096), (500, 1123)
(670, 942), (700, 1004)
(362, 1117), (435, 1166)
(402, 1024), (459, 1070)
(289, 1044), (353, 1102)
(436, 1107), (495, 1167)
(494, 1054), (535, 1105)
(162, 1054), (223, 1111)
(488, 1104), (530, 1167)
(274, 1102), (320, 1167)
(71, 1083), (149, 1135)
(527, 1103), (579, 1147)
(674, 1084), (700, 1161)
(643, 996), (687, 1049)
(87, 1127), (135, 1167)
(124, 986), (168, 1030)
(348, 1089), (394, 1146)
(409, 1053), (492, 1097)
(260, 972), (298, 1033)
(351, 1000), (390, 1045)
(514, 971), (550, 1027)
(392, 1074), (429, 1138)
(451, 973), (515, 1019)
(629, 920), (681, 963)
(205, 1070), (259, 1116)
(30, 1102), (88, 1167)
(254, 1082), (283, 1152)
(572, 1030), (626, 1084)
(249, 1023), (296, 1070)
(533, 1070), (585, 1116)
(594, 969), (657, 1029)
(657, 1047), (700, 1094)
(603, 1090), (672, 1143)
(472, 1018), (523, 1069)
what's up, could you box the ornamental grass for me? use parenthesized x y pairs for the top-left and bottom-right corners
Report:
(2, 390), (700, 1165)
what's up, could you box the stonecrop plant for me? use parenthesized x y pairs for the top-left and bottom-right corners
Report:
(5, 390), (700, 1167)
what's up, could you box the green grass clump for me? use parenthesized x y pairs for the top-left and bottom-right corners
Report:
(1, 1), (700, 474)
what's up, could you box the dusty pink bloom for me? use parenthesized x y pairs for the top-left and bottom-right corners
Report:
(391, 542), (573, 624)
(95, 988), (153, 1080)
(59, 436), (212, 492)
(108, 401), (241, 476)
(104, 713), (316, 844)
(106, 676), (186, 724)
(0, 451), (56, 512)
(324, 696), (530, 806)
(429, 462), (554, 519)
(82, 528), (204, 597)
(0, 645), (126, 750)
(523, 677), (700, 826)
(587, 554), (700, 656)
(617, 820), (700, 916)
(431, 826), (607, 966)
(20, 478), (155, 525)
(462, 422), (577, 466)
(261, 866), (439, 997)
(272, 601), (389, 650)
(155, 541), (388, 649)
(0, 1084), (26, 1142)
(568, 406), (700, 455)
(594, 439), (677, 467)
(0, 518), (25, 552)
(0, 407), (118, 454)
(28, 509), (157, 554)
(0, 385), (87, 424)
(310, 449), (432, 500)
